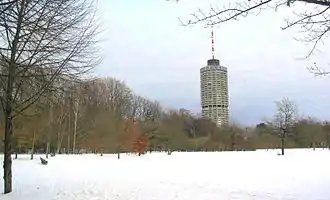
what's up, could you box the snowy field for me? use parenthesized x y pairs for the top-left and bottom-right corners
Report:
(1, 149), (330, 200)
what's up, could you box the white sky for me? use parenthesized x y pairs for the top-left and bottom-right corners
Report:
(94, 0), (330, 125)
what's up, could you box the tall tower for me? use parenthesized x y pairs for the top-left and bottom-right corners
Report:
(200, 27), (229, 126)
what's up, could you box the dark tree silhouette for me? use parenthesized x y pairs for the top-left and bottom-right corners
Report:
(0, 0), (99, 193)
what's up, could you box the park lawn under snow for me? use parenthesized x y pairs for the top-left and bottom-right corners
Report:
(0, 149), (330, 200)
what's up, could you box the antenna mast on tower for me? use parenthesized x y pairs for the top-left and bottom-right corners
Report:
(211, 25), (215, 59)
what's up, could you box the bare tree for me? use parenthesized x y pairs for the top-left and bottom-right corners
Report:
(102, 78), (132, 115)
(127, 94), (143, 117)
(270, 97), (298, 155)
(127, 95), (160, 119)
(0, 0), (99, 193)
(64, 78), (131, 154)
(178, 0), (330, 75)
(72, 86), (80, 154)
(140, 98), (162, 120)
(83, 78), (132, 116)
(55, 97), (67, 155)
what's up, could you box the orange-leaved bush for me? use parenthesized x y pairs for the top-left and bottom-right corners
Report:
(120, 117), (144, 152)
(132, 134), (148, 155)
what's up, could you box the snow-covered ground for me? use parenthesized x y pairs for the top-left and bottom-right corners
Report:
(0, 149), (330, 200)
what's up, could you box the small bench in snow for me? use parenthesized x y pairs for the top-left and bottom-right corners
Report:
(40, 157), (48, 165)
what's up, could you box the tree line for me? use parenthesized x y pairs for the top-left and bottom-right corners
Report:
(0, 78), (329, 157)
(1, 0), (329, 195)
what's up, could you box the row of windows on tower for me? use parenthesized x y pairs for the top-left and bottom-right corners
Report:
(201, 72), (227, 77)
(201, 85), (227, 89)
(202, 81), (227, 87)
(201, 94), (228, 99)
(202, 99), (228, 104)
(202, 100), (228, 104)
(202, 105), (227, 108)
(203, 91), (228, 95)
(200, 66), (227, 72)
(201, 78), (227, 84)
(203, 112), (227, 119)
(201, 73), (227, 77)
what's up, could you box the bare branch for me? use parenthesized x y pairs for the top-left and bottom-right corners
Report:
(0, 0), (100, 116)
(179, 0), (273, 26)
(179, 0), (330, 75)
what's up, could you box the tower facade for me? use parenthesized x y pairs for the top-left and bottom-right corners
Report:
(200, 59), (228, 126)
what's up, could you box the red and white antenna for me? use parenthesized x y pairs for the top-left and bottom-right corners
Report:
(204, 25), (216, 59)
(211, 25), (215, 59)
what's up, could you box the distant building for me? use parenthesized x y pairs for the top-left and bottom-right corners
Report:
(179, 108), (191, 116)
(200, 59), (229, 126)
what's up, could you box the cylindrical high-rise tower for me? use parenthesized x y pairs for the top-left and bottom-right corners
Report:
(200, 59), (228, 125)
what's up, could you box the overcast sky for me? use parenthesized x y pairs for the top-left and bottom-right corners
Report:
(94, 0), (330, 125)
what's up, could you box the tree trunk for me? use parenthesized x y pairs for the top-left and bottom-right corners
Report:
(56, 130), (64, 154)
(30, 130), (36, 160)
(325, 135), (328, 148)
(72, 97), (79, 154)
(56, 137), (63, 154)
(73, 111), (78, 154)
(56, 104), (65, 155)
(46, 138), (50, 159)
(3, 113), (13, 194)
(230, 133), (235, 151)
(281, 133), (285, 156)
(46, 102), (53, 158)
(326, 133), (330, 150)
(67, 110), (71, 154)
(2, 0), (25, 193)
(30, 150), (34, 160)
(67, 134), (70, 154)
